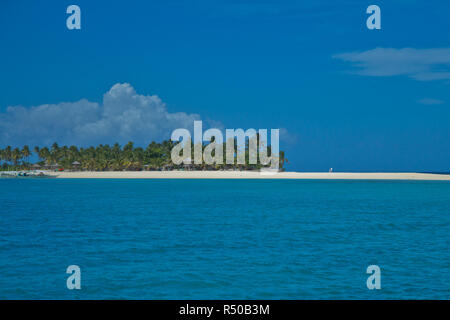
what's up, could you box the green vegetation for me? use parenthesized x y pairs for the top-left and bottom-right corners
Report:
(0, 140), (288, 171)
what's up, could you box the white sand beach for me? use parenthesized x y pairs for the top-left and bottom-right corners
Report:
(49, 171), (450, 180)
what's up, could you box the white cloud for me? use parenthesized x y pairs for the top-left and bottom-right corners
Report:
(0, 83), (216, 147)
(417, 98), (445, 105)
(333, 47), (450, 81)
(279, 127), (298, 145)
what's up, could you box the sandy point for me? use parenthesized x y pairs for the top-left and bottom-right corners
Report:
(49, 171), (450, 180)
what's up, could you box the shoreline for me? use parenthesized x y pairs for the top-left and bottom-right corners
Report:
(38, 171), (450, 180)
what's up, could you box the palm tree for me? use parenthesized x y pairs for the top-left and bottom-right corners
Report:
(0, 139), (287, 171)
(22, 145), (31, 167)
(50, 142), (60, 164)
(279, 150), (288, 171)
(0, 148), (5, 168)
(39, 147), (51, 166)
(11, 148), (23, 166)
(4, 146), (12, 165)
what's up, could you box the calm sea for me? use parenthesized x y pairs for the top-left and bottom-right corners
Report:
(0, 179), (449, 299)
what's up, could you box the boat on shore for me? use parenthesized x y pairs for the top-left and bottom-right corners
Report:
(0, 171), (57, 178)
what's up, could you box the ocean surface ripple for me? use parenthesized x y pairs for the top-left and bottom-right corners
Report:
(0, 179), (449, 299)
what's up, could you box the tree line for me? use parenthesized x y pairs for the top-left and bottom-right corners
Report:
(0, 140), (287, 171)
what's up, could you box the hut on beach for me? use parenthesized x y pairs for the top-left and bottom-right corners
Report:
(72, 161), (81, 170)
(31, 164), (41, 170)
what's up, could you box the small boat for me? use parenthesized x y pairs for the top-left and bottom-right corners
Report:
(0, 171), (57, 178)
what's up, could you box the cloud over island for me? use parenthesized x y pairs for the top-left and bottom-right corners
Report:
(417, 98), (445, 105)
(333, 47), (450, 81)
(0, 83), (214, 147)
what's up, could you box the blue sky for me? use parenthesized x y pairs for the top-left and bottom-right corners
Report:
(1, 0), (449, 171)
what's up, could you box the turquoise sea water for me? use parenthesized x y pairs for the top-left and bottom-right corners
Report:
(0, 179), (449, 299)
